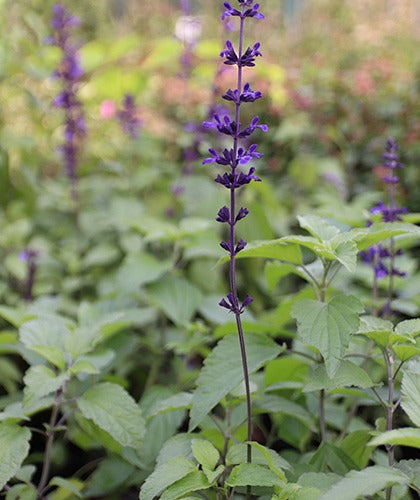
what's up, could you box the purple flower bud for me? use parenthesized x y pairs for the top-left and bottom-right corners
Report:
(235, 239), (247, 254)
(216, 206), (231, 223)
(235, 207), (249, 222)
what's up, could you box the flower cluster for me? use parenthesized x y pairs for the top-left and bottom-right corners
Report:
(117, 94), (142, 139)
(203, 0), (266, 315)
(360, 138), (407, 279)
(47, 4), (86, 191)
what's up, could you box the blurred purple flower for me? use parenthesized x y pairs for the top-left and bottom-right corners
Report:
(117, 94), (142, 139)
(49, 4), (86, 192)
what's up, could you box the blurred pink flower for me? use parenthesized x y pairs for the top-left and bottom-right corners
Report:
(100, 99), (117, 119)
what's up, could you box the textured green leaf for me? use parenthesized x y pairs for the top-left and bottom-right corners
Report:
(369, 428), (420, 449)
(0, 423), (31, 489)
(226, 463), (285, 487)
(220, 239), (302, 265)
(297, 215), (340, 240)
(77, 383), (145, 450)
(160, 470), (211, 500)
(393, 344), (420, 362)
(20, 317), (72, 353)
(5, 483), (36, 500)
(355, 222), (420, 251)
(28, 345), (66, 370)
(146, 276), (202, 326)
(297, 472), (340, 493)
(395, 319), (420, 338)
(191, 439), (219, 470)
(292, 295), (364, 377)
(310, 443), (357, 474)
(320, 465), (410, 500)
(303, 361), (374, 392)
(23, 366), (68, 407)
(69, 359), (99, 375)
(155, 433), (193, 467)
(139, 457), (196, 500)
(330, 239), (358, 272)
(189, 332), (281, 430)
(401, 360), (420, 426)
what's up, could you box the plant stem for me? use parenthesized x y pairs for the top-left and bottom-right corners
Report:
(229, 13), (252, 499)
(37, 382), (67, 499)
(319, 389), (327, 442)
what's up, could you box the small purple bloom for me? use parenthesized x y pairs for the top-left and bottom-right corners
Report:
(117, 94), (142, 139)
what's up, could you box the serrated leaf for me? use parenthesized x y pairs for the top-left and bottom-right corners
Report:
(226, 442), (291, 474)
(393, 344), (420, 362)
(369, 428), (420, 449)
(139, 457), (196, 500)
(146, 392), (193, 418)
(226, 463), (285, 487)
(357, 316), (402, 348)
(189, 332), (282, 431)
(292, 295), (364, 377)
(0, 423), (31, 489)
(77, 383), (145, 450)
(219, 239), (302, 265)
(146, 276), (202, 326)
(155, 434), (193, 467)
(298, 472), (340, 493)
(331, 239), (358, 272)
(355, 222), (420, 251)
(191, 439), (219, 470)
(310, 443), (357, 474)
(5, 483), (36, 500)
(401, 360), (420, 427)
(303, 361), (374, 392)
(160, 470), (211, 500)
(23, 366), (68, 407)
(320, 465), (410, 500)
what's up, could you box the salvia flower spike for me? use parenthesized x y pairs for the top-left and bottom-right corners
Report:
(48, 4), (86, 200)
(202, 0), (266, 481)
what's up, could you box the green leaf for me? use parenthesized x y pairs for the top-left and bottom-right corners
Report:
(340, 431), (374, 469)
(330, 238), (358, 273)
(255, 395), (316, 431)
(69, 360), (100, 375)
(189, 332), (282, 431)
(265, 262), (302, 290)
(219, 239), (302, 265)
(310, 443), (357, 474)
(49, 477), (83, 498)
(291, 295), (364, 377)
(355, 222), (420, 251)
(298, 472), (340, 493)
(83, 457), (135, 497)
(77, 383), (145, 450)
(369, 428), (420, 449)
(23, 366), (68, 406)
(191, 439), (219, 471)
(5, 483), (37, 500)
(357, 316), (401, 348)
(20, 317), (71, 352)
(139, 457), (196, 500)
(226, 442), (291, 475)
(0, 306), (34, 328)
(320, 465), (410, 500)
(0, 423), (31, 489)
(395, 319), (420, 338)
(146, 276), (202, 326)
(115, 252), (172, 293)
(27, 345), (66, 370)
(393, 344), (420, 362)
(401, 360), (420, 426)
(303, 361), (374, 392)
(160, 470), (211, 500)
(147, 392), (193, 418)
(226, 463), (285, 487)
(155, 433), (193, 467)
(297, 215), (340, 241)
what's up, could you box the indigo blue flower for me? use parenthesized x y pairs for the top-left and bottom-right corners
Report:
(49, 4), (86, 193)
(202, 0), (265, 316)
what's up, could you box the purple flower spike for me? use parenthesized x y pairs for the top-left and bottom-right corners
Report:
(361, 138), (407, 299)
(49, 4), (86, 194)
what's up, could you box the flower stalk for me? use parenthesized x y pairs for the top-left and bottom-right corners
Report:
(203, 1), (266, 486)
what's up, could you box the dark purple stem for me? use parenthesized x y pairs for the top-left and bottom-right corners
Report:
(229, 14), (253, 469)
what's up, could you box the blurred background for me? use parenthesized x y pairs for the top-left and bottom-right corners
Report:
(0, 0), (419, 304)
